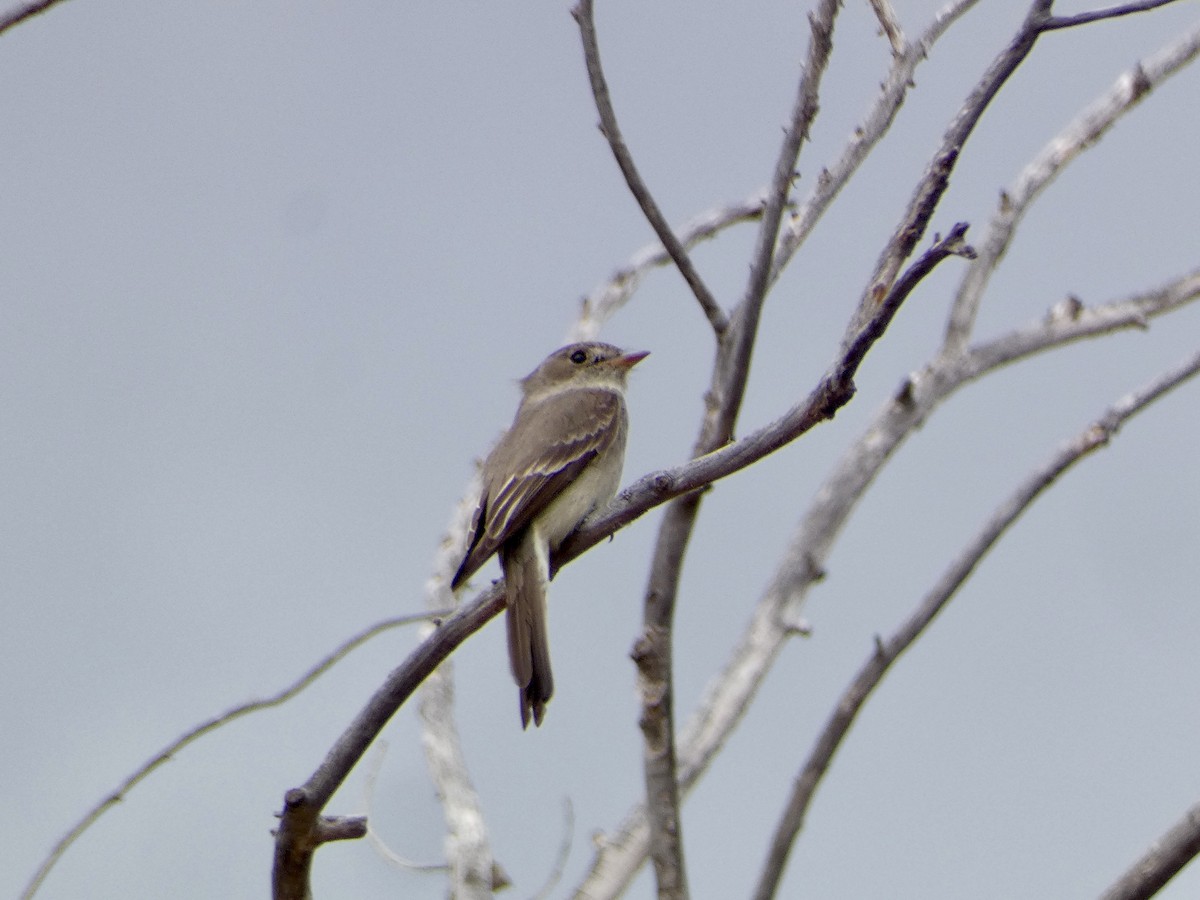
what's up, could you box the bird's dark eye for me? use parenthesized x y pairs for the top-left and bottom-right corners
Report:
(569, 349), (588, 364)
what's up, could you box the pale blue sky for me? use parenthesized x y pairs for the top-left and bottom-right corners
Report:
(4, 2), (1200, 898)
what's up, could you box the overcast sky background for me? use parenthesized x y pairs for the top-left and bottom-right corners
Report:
(4, 1), (1200, 898)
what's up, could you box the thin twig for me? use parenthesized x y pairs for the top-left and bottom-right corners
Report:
(725, 0), (840, 448)
(362, 741), (450, 873)
(0, 0), (70, 35)
(847, 0), (1053, 347)
(752, 348), (1200, 899)
(772, 0), (982, 285)
(20, 611), (445, 900)
(942, 18), (1200, 354)
(568, 194), (767, 343)
(1098, 799), (1200, 900)
(838, 223), (975, 378)
(572, 0), (728, 336)
(1042, 0), (1183, 31)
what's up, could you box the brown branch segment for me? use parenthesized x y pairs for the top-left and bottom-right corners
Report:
(275, 790), (367, 900)
(572, 0), (727, 336)
(1099, 800), (1200, 900)
(272, 590), (505, 899)
(1042, 0), (1183, 31)
(0, 0), (72, 35)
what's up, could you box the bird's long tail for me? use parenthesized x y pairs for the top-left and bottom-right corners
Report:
(500, 534), (554, 728)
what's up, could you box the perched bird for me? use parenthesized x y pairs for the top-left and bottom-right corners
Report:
(451, 341), (648, 728)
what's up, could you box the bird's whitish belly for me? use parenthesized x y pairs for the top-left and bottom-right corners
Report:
(538, 428), (627, 550)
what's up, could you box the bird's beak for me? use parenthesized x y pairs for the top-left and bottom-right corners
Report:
(611, 350), (650, 370)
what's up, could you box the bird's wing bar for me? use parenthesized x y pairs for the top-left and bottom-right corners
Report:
(450, 389), (620, 588)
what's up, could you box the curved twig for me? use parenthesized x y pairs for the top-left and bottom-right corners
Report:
(362, 740), (450, 873)
(22, 611), (447, 900)
(569, 194), (767, 343)
(0, 0), (71, 35)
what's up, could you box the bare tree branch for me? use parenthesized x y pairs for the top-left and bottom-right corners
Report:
(965, 268), (1200, 377)
(569, 257), (1200, 898)
(838, 223), (976, 378)
(20, 611), (443, 900)
(943, 17), (1200, 355)
(271, 590), (505, 900)
(275, 791), (369, 899)
(847, 0), (1058, 347)
(772, 0), (982, 284)
(269, 159), (965, 900)
(633, 4), (841, 894)
(1098, 800), (1200, 900)
(753, 348), (1200, 899)
(866, 0), (906, 55)
(568, 194), (767, 343)
(0, 0), (71, 35)
(572, 0), (728, 336)
(1042, 0), (1184, 31)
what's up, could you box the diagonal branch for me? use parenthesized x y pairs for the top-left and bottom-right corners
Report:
(272, 589), (506, 900)
(1098, 799), (1200, 900)
(269, 149), (961, 900)
(572, 0), (728, 336)
(846, 0), (1054, 347)
(964, 268), (1200, 378)
(943, 16), (1200, 355)
(0, 0), (71, 35)
(752, 347), (1200, 899)
(866, 0), (906, 56)
(771, 0), (982, 285)
(838, 223), (976, 378)
(568, 263), (1200, 898)
(568, 193), (767, 343)
(1042, 0), (1184, 31)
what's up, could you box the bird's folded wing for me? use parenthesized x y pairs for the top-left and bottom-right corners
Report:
(451, 389), (620, 588)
